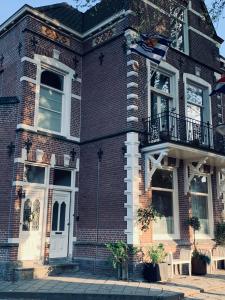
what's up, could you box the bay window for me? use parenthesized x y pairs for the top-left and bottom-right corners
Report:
(151, 168), (179, 239)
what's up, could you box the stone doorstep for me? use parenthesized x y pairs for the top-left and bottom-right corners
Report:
(0, 292), (184, 300)
(14, 263), (79, 281)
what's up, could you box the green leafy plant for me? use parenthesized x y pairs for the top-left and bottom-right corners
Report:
(147, 243), (167, 265)
(105, 241), (138, 269)
(215, 222), (225, 245)
(188, 216), (201, 249)
(192, 249), (211, 265)
(137, 205), (162, 231)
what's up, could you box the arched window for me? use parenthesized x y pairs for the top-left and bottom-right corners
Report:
(38, 70), (64, 133)
(52, 201), (59, 231)
(32, 199), (40, 231)
(59, 202), (66, 231)
(23, 199), (32, 231)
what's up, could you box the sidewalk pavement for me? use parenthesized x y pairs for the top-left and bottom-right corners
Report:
(0, 269), (225, 299)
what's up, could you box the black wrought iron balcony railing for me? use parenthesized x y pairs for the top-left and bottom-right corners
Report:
(142, 112), (225, 155)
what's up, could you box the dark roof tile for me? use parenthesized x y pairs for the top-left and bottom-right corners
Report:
(36, 0), (128, 34)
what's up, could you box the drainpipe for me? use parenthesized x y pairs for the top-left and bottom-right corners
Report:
(94, 148), (103, 273)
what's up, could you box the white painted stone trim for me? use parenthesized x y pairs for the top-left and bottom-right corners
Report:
(189, 26), (221, 47)
(20, 76), (36, 84)
(127, 71), (138, 78)
(127, 105), (138, 111)
(8, 238), (19, 244)
(127, 82), (138, 88)
(127, 94), (138, 100)
(127, 60), (139, 67)
(124, 132), (140, 245)
(127, 116), (138, 122)
(71, 94), (81, 100)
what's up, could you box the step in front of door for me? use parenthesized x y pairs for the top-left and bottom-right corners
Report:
(13, 263), (79, 280)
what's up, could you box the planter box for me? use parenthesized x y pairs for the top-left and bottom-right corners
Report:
(192, 257), (207, 275)
(143, 262), (168, 282)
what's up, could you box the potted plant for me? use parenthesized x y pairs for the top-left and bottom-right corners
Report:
(137, 205), (162, 232)
(215, 222), (225, 245)
(143, 243), (168, 282)
(105, 241), (138, 280)
(188, 217), (211, 275)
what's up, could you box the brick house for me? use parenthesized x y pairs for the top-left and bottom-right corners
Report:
(0, 0), (225, 279)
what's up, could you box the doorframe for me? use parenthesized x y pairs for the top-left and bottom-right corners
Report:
(17, 162), (50, 263)
(49, 166), (78, 259)
(18, 186), (47, 262)
(50, 190), (71, 259)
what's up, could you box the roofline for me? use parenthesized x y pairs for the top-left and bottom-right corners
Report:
(0, 5), (132, 40)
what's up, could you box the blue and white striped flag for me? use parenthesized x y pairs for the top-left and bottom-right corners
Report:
(130, 33), (172, 64)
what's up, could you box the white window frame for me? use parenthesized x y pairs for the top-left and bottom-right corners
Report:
(190, 172), (214, 240)
(152, 166), (180, 240)
(34, 54), (74, 139)
(184, 73), (213, 146)
(147, 60), (180, 118)
(38, 70), (65, 135)
(170, 6), (189, 54)
(52, 167), (73, 189)
(23, 162), (48, 187)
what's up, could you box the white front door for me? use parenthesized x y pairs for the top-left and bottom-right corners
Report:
(49, 191), (70, 259)
(18, 189), (45, 261)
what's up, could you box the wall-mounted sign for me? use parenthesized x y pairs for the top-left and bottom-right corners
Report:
(92, 28), (116, 47)
(41, 26), (71, 46)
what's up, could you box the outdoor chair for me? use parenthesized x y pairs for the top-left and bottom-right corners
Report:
(167, 249), (192, 278)
(210, 246), (225, 273)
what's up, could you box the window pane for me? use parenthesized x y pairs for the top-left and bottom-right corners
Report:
(52, 202), (59, 231)
(23, 199), (32, 231)
(41, 70), (64, 91)
(152, 169), (173, 189)
(38, 107), (61, 132)
(192, 194), (209, 234)
(190, 176), (208, 193)
(152, 190), (174, 234)
(40, 87), (62, 113)
(32, 199), (40, 231)
(59, 202), (66, 231)
(24, 165), (45, 184)
(187, 103), (202, 121)
(187, 84), (203, 106)
(151, 71), (170, 93)
(53, 169), (72, 186)
(170, 7), (185, 51)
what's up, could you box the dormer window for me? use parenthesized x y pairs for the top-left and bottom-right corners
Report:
(38, 70), (64, 133)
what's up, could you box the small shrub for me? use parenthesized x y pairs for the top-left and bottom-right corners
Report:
(147, 243), (167, 265)
(192, 249), (211, 265)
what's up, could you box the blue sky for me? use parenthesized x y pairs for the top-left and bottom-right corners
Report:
(0, 0), (225, 56)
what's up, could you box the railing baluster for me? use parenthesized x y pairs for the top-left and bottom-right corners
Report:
(143, 113), (219, 153)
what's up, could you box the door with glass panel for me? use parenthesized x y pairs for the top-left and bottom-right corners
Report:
(150, 71), (174, 140)
(50, 191), (70, 258)
(190, 175), (212, 236)
(186, 83), (210, 146)
(18, 189), (45, 261)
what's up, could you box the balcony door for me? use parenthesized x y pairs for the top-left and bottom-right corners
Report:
(150, 70), (174, 133)
(186, 81), (211, 146)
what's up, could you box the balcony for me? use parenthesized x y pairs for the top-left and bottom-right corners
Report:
(142, 112), (225, 157)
